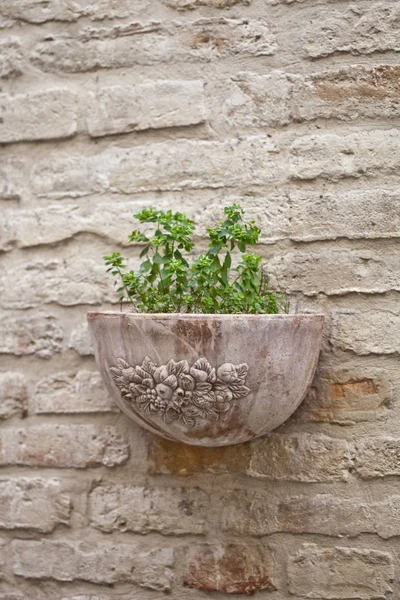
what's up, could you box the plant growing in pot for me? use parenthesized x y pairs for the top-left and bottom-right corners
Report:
(88, 204), (324, 446)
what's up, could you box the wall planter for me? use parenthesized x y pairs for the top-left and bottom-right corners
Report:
(88, 312), (324, 447)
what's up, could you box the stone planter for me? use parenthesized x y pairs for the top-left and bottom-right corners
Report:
(88, 312), (324, 447)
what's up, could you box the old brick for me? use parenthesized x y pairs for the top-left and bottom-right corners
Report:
(32, 136), (279, 198)
(0, 159), (24, 201)
(0, 314), (64, 359)
(184, 543), (276, 594)
(0, 540), (5, 578)
(269, 248), (400, 296)
(304, 4), (400, 58)
(12, 539), (173, 590)
(0, 0), (142, 23)
(290, 129), (400, 181)
(332, 311), (400, 355)
(221, 490), (277, 536)
(90, 485), (208, 534)
(248, 434), (352, 482)
(225, 66), (400, 127)
(61, 597), (106, 600)
(295, 368), (391, 424)
(267, 0), (339, 3)
(0, 259), (115, 308)
(10, 199), (191, 248)
(87, 80), (205, 137)
(356, 438), (400, 479)
(280, 495), (400, 540)
(0, 373), (27, 419)
(0, 478), (70, 532)
(196, 189), (400, 243)
(288, 544), (394, 599)
(69, 322), (93, 356)
(61, 597), (107, 600)
(33, 371), (116, 414)
(31, 19), (276, 73)
(165, 0), (250, 8)
(148, 437), (251, 476)
(0, 425), (129, 468)
(222, 491), (391, 537)
(0, 90), (78, 144)
(224, 70), (299, 128)
(0, 210), (16, 251)
(0, 38), (22, 78)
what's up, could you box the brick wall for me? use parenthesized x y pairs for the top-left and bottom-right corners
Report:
(0, 0), (399, 598)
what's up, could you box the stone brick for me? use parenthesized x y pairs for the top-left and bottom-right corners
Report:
(31, 19), (276, 73)
(87, 80), (205, 137)
(196, 189), (400, 242)
(0, 90), (78, 144)
(0, 38), (22, 78)
(221, 490), (277, 536)
(267, 0), (335, 3)
(269, 248), (400, 296)
(0, 259), (115, 308)
(61, 597), (107, 600)
(248, 434), (352, 482)
(184, 543), (276, 594)
(32, 136), (279, 198)
(0, 425), (129, 468)
(290, 129), (400, 181)
(0, 159), (24, 201)
(12, 539), (174, 590)
(9, 200), (162, 248)
(222, 491), (400, 538)
(69, 322), (93, 356)
(356, 438), (400, 479)
(149, 435), (352, 481)
(165, 0), (250, 8)
(304, 4), (400, 59)
(0, 540), (5, 579)
(0, 314), (64, 359)
(33, 371), (116, 414)
(288, 544), (394, 599)
(148, 437), (251, 476)
(295, 368), (391, 425)
(225, 66), (400, 127)
(0, 210), (16, 251)
(0, 478), (70, 532)
(0, 372), (27, 419)
(90, 485), (208, 534)
(332, 311), (400, 355)
(61, 597), (105, 600)
(0, 0), (143, 23)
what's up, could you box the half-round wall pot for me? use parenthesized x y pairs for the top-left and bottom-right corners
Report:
(88, 312), (324, 447)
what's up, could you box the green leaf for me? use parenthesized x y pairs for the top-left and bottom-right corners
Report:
(104, 203), (288, 314)
(140, 259), (152, 272)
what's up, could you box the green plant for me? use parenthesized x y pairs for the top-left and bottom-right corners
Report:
(104, 204), (289, 314)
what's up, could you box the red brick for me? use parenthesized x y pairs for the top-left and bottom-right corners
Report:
(294, 369), (391, 424)
(184, 544), (276, 594)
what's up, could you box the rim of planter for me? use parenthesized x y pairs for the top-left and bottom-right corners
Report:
(88, 311), (325, 318)
(88, 311), (324, 446)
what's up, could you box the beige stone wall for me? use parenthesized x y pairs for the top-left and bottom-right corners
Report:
(1, 0), (400, 597)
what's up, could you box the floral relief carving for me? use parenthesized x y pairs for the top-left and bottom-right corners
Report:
(110, 356), (250, 427)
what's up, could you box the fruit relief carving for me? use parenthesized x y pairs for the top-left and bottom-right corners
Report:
(110, 356), (250, 427)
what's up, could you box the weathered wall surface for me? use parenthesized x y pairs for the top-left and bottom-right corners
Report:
(1, 0), (400, 598)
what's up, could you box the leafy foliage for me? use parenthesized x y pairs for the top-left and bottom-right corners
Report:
(104, 204), (289, 314)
